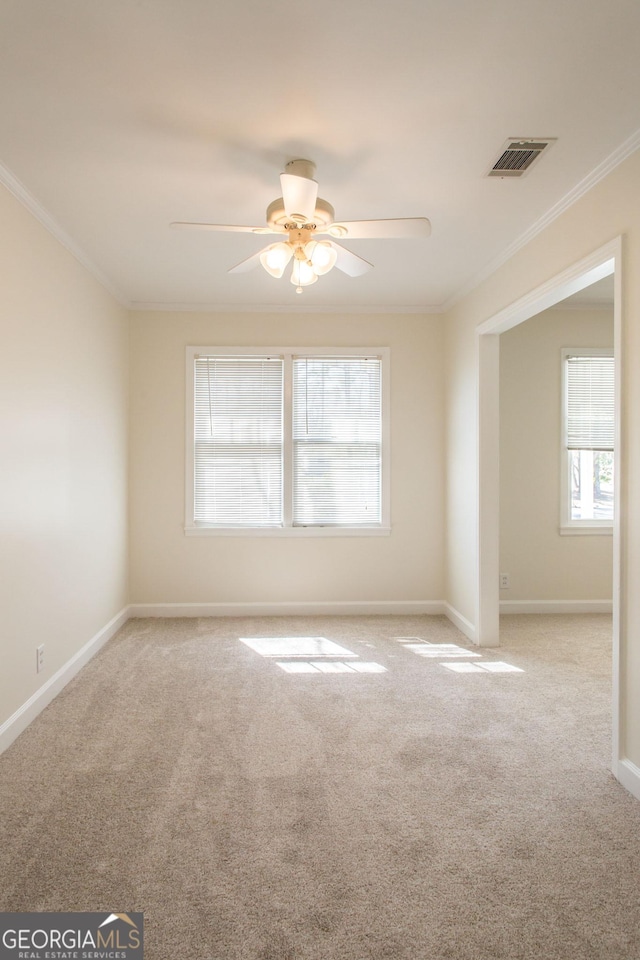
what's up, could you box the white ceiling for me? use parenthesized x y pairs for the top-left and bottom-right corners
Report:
(1, 0), (639, 312)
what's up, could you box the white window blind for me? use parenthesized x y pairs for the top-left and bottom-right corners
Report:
(566, 355), (614, 450)
(193, 356), (284, 526)
(292, 356), (382, 526)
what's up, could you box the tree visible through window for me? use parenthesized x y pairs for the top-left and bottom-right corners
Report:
(293, 357), (382, 526)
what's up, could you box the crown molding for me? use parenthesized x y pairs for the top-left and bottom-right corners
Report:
(0, 160), (130, 307)
(128, 300), (444, 315)
(442, 126), (640, 313)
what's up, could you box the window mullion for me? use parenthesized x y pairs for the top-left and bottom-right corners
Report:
(283, 353), (294, 527)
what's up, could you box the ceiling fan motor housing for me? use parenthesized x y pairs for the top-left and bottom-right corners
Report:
(284, 158), (316, 180)
(266, 196), (335, 233)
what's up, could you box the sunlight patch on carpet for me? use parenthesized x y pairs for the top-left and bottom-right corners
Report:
(405, 643), (481, 659)
(241, 636), (386, 675)
(476, 661), (524, 673)
(442, 662), (486, 673)
(275, 661), (322, 673)
(310, 661), (357, 673)
(349, 662), (387, 673)
(442, 661), (524, 674)
(394, 637), (523, 674)
(240, 637), (357, 658)
(395, 638), (481, 658)
(275, 660), (386, 674)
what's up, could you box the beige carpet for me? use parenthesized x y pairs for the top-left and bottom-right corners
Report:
(1, 613), (639, 959)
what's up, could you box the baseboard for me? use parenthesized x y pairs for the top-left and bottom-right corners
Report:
(0, 606), (130, 756)
(129, 600), (445, 618)
(443, 604), (476, 643)
(615, 758), (640, 802)
(500, 600), (613, 615)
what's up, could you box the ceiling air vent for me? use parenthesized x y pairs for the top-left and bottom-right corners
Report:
(487, 138), (556, 178)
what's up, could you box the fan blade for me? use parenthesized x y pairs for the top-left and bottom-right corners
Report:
(280, 173), (318, 223)
(318, 217), (431, 239)
(228, 248), (267, 274)
(330, 242), (373, 277)
(171, 221), (276, 234)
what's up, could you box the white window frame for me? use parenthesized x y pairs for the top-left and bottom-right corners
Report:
(560, 346), (614, 536)
(185, 346), (391, 536)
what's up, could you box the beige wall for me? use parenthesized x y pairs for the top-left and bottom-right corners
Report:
(129, 311), (444, 605)
(3, 142), (638, 779)
(444, 147), (640, 767)
(500, 307), (614, 602)
(0, 185), (129, 730)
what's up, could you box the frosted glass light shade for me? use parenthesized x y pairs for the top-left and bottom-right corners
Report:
(305, 240), (337, 276)
(291, 259), (318, 287)
(260, 242), (293, 278)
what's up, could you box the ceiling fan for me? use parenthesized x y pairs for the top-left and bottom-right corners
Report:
(171, 159), (431, 293)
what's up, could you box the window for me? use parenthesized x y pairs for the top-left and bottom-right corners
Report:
(561, 348), (614, 533)
(192, 355), (284, 526)
(186, 347), (390, 535)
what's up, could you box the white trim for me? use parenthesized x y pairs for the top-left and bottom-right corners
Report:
(476, 333), (501, 647)
(443, 128), (640, 313)
(611, 249), (624, 774)
(184, 525), (392, 537)
(443, 603), (477, 643)
(476, 235), (624, 783)
(500, 600), (613, 614)
(476, 248), (617, 336)
(130, 301), (443, 315)
(559, 524), (613, 536)
(0, 607), (130, 756)
(0, 160), (129, 307)
(129, 600), (444, 618)
(615, 759), (640, 802)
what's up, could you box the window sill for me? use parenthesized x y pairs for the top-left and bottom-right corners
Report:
(559, 524), (613, 536)
(185, 525), (391, 538)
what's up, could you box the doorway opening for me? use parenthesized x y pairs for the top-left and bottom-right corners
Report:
(476, 237), (622, 769)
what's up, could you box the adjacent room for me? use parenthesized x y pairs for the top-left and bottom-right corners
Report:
(1, 2), (640, 958)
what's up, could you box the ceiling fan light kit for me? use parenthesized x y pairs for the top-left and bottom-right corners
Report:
(171, 158), (431, 293)
(260, 229), (338, 293)
(291, 258), (318, 289)
(259, 241), (293, 278)
(306, 240), (338, 275)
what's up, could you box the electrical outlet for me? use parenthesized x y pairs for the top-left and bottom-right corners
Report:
(500, 573), (510, 590)
(36, 644), (45, 673)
